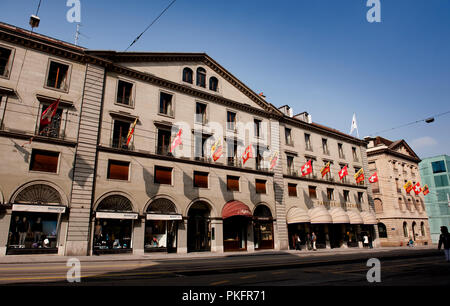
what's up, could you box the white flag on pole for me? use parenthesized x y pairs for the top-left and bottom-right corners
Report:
(350, 113), (359, 138)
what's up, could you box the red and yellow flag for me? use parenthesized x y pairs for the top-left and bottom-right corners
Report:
(126, 118), (137, 146)
(423, 184), (430, 196)
(211, 138), (223, 162)
(404, 181), (413, 193)
(354, 168), (364, 184)
(321, 162), (331, 177)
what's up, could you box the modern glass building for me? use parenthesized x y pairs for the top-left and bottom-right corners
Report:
(419, 155), (450, 243)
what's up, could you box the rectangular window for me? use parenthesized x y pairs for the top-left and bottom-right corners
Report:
(193, 171), (209, 188)
(112, 120), (131, 149)
(46, 60), (69, 90)
(338, 143), (344, 159)
(107, 160), (130, 181)
(285, 128), (292, 145)
(196, 102), (207, 124)
(358, 192), (364, 203)
(255, 146), (263, 170)
(327, 188), (334, 201)
(254, 119), (262, 138)
(154, 166), (172, 185)
(194, 134), (208, 159)
(30, 149), (59, 173)
(38, 104), (63, 138)
(227, 175), (240, 191)
(308, 186), (317, 199)
(116, 80), (133, 106)
(286, 155), (294, 175)
(227, 139), (238, 166)
(432, 160), (446, 174)
(352, 147), (359, 162)
(0, 46), (12, 77)
(159, 92), (173, 116)
(343, 190), (350, 202)
(288, 183), (297, 197)
(305, 133), (312, 151)
(227, 111), (236, 130)
(255, 179), (266, 194)
(434, 174), (449, 187)
(322, 138), (329, 155)
(157, 129), (171, 155)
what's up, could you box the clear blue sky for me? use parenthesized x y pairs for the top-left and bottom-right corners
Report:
(1, 0), (449, 158)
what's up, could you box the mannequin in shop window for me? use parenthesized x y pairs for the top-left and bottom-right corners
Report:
(9, 216), (20, 246)
(32, 217), (43, 247)
(94, 221), (102, 244)
(18, 217), (30, 247)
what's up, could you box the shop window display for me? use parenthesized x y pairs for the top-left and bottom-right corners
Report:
(93, 219), (133, 253)
(144, 220), (177, 252)
(8, 212), (59, 252)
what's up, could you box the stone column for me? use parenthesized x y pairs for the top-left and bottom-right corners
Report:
(247, 220), (255, 252)
(324, 224), (331, 249)
(177, 218), (188, 254)
(0, 211), (11, 256)
(357, 225), (363, 248)
(132, 218), (145, 255)
(372, 224), (380, 248)
(211, 219), (223, 253)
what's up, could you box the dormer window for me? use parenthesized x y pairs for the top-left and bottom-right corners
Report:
(196, 68), (206, 88)
(209, 77), (218, 91)
(182, 67), (193, 84)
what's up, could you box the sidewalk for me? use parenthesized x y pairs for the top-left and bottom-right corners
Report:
(0, 245), (438, 265)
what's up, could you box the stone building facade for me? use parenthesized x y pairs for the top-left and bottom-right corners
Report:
(0, 21), (377, 256)
(366, 137), (432, 247)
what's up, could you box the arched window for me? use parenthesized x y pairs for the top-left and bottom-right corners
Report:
(209, 77), (218, 91)
(412, 221), (417, 239)
(420, 222), (425, 236)
(378, 223), (387, 238)
(403, 221), (408, 237)
(182, 68), (193, 84)
(196, 67), (206, 88)
(97, 195), (133, 212)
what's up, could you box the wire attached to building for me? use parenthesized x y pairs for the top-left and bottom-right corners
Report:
(124, 0), (178, 52)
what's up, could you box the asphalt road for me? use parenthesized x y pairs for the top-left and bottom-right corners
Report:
(0, 248), (448, 286)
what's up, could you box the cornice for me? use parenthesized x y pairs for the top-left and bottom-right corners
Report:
(366, 147), (421, 164)
(0, 130), (77, 147)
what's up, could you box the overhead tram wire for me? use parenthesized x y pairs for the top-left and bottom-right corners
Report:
(124, 0), (178, 52)
(369, 110), (450, 136)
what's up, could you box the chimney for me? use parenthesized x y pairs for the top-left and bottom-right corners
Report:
(294, 111), (311, 123)
(278, 105), (293, 117)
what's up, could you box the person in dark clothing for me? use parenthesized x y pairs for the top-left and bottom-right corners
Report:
(9, 216), (20, 245)
(18, 217), (30, 247)
(31, 217), (43, 245)
(438, 226), (450, 262)
(295, 234), (301, 251)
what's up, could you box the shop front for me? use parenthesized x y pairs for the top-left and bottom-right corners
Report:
(6, 183), (66, 255)
(253, 205), (274, 250)
(360, 211), (378, 246)
(93, 195), (137, 255)
(145, 198), (181, 253)
(222, 201), (252, 252)
(328, 207), (350, 249)
(187, 201), (211, 252)
(286, 207), (311, 250)
(346, 210), (364, 247)
(308, 206), (332, 249)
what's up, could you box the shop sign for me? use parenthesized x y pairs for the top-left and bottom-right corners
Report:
(146, 213), (182, 220)
(12, 204), (66, 213)
(96, 212), (138, 220)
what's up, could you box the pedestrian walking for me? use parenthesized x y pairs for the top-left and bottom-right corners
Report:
(368, 234), (373, 249)
(438, 226), (450, 262)
(295, 234), (301, 251)
(311, 232), (317, 251)
(363, 234), (369, 248)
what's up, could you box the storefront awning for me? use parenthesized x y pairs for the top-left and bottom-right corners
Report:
(287, 207), (310, 224)
(96, 211), (138, 220)
(146, 213), (182, 220)
(308, 206), (332, 224)
(12, 204), (66, 213)
(360, 211), (377, 225)
(329, 207), (350, 224)
(222, 201), (252, 219)
(347, 210), (364, 224)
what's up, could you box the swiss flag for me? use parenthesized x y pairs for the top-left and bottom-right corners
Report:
(301, 160), (312, 176)
(369, 172), (378, 184)
(339, 165), (348, 180)
(40, 98), (60, 128)
(413, 182), (422, 195)
(170, 129), (182, 153)
(242, 145), (253, 165)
